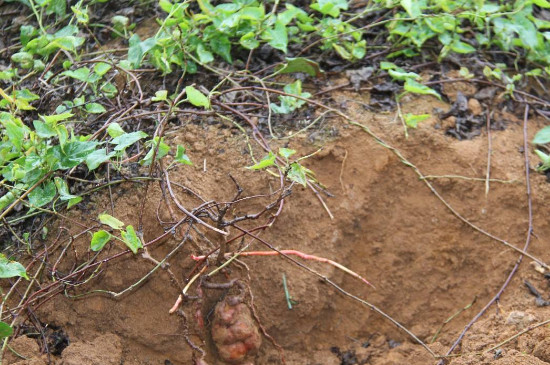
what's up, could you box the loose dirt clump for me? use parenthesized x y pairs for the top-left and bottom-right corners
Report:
(3, 336), (45, 365)
(58, 334), (122, 365)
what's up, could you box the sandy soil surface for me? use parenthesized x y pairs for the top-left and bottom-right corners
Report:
(4, 85), (550, 365)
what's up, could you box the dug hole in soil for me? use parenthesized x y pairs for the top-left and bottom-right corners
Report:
(6, 87), (550, 365)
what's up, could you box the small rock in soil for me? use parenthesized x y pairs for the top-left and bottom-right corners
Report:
(506, 310), (537, 330)
(475, 87), (498, 101)
(345, 67), (374, 91)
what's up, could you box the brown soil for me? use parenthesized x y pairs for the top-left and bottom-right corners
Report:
(6, 89), (550, 365)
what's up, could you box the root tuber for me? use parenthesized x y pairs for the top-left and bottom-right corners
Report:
(211, 296), (261, 364)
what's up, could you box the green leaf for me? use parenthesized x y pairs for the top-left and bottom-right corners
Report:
(71, 4), (89, 24)
(50, 141), (99, 170)
(128, 35), (157, 69)
(159, 0), (173, 12)
(238, 6), (264, 20)
(0, 69), (16, 81)
(0, 322), (13, 338)
(99, 213), (125, 230)
(100, 82), (118, 98)
(332, 43), (352, 60)
(265, 21), (288, 53)
(54, 177), (78, 200)
(90, 230), (111, 251)
(246, 152), (276, 170)
(510, 12), (538, 49)
(121, 225), (143, 254)
(151, 90), (168, 102)
(535, 149), (550, 163)
(278, 4), (309, 25)
(287, 163), (307, 186)
(56, 125), (68, 148)
(141, 137), (171, 166)
(403, 79), (441, 100)
(11, 52), (33, 68)
(311, 0), (348, 17)
(110, 131), (148, 151)
(94, 62), (111, 76)
(0, 191), (18, 212)
(33, 120), (57, 138)
(111, 15), (129, 27)
(450, 40), (475, 54)
(85, 148), (114, 170)
(28, 181), (56, 208)
(47, 0), (66, 17)
(388, 68), (420, 81)
(67, 196), (82, 209)
(185, 86), (210, 109)
(404, 113), (431, 128)
(351, 40), (367, 60)
(239, 32), (260, 50)
(279, 148), (296, 159)
(533, 0), (550, 7)
(459, 67), (475, 79)
(271, 80), (311, 114)
(401, 0), (422, 18)
(535, 150), (550, 171)
(0, 254), (28, 280)
(62, 67), (91, 82)
(380, 61), (397, 70)
(175, 145), (193, 165)
(107, 123), (125, 138)
(197, 43), (214, 63)
(0, 115), (26, 150)
(127, 34), (142, 68)
(15, 89), (39, 102)
(32, 59), (44, 70)
(40, 112), (73, 124)
(210, 35), (232, 63)
(275, 57), (323, 77)
(20, 25), (36, 46)
(85, 103), (106, 114)
(526, 69), (542, 77)
(533, 126), (550, 145)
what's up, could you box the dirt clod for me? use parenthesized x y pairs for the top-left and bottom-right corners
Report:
(3, 336), (41, 365)
(211, 296), (261, 364)
(59, 334), (122, 365)
(505, 311), (537, 330)
(468, 98), (482, 116)
(533, 338), (550, 362)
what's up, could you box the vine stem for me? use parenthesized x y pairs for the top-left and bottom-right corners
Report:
(191, 249), (373, 287)
(0, 172), (52, 221)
